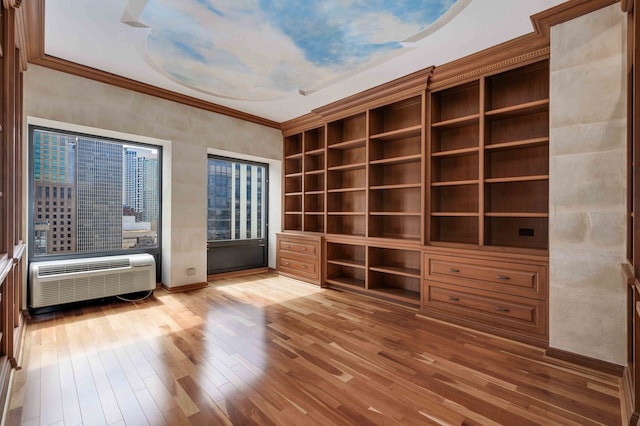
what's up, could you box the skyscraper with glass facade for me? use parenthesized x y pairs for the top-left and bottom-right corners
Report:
(207, 159), (232, 240)
(76, 138), (123, 251)
(207, 158), (265, 241)
(123, 147), (159, 230)
(33, 129), (160, 256)
(141, 156), (159, 228)
(123, 148), (139, 211)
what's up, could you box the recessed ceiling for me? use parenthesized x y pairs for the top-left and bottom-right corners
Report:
(44, 0), (567, 123)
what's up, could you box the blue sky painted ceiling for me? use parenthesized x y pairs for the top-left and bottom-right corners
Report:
(136, 0), (460, 100)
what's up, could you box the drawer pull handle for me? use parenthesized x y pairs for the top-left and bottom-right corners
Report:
(496, 275), (510, 280)
(302, 247), (308, 251)
(284, 262), (290, 266)
(285, 245), (291, 249)
(302, 265), (307, 269)
(448, 296), (459, 301)
(448, 268), (460, 273)
(495, 307), (510, 313)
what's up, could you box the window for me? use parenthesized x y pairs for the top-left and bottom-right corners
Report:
(29, 126), (162, 258)
(206, 155), (268, 275)
(207, 157), (267, 241)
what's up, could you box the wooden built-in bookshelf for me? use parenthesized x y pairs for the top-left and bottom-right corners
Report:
(368, 246), (421, 304)
(283, 133), (303, 232)
(428, 60), (549, 250)
(303, 126), (326, 233)
(368, 95), (423, 242)
(325, 241), (367, 290)
(483, 60), (549, 249)
(280, 54), (550, 342)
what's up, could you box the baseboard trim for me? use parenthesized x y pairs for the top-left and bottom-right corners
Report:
(161, 282), (208, 293)
(207, 267), (270, 281)
(545, 347), (625, 376)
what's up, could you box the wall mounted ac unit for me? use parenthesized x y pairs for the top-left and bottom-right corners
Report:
(29, 253), (156, 308)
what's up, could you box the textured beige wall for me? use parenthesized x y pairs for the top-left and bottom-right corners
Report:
(549, 4), (627, 364)
(23, 65), (282, 288)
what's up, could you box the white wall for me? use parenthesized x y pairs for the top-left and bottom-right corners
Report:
(23, 65), (282, 288)
(549, 4), (627, 364)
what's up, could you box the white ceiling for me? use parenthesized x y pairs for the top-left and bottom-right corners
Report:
(43, 0), (567, 123)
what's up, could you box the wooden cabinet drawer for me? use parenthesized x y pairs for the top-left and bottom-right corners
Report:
(276, 233), (322, 286)
(423, 281), (546, 337)
(425, 254), (546, 299)
(430, 286), (535, 322)
(279, 256), (318, 280)
(278, 238), (319, 258)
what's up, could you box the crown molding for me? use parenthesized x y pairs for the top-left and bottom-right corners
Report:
(30, 54), (281, 129)
(23, 0), (43, 61)
(621, 0), (633, 12)
(432, 47), (550, 90)
(430, 34), (549, 90)
(23, 0), (280, 130)
(282, 67), (432, 133)
(281, 113), (325, 137)
(313, 67), (433, 122)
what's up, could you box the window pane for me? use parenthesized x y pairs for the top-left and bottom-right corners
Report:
(31, 128), (161, 257)
(207, 157), (267, 241)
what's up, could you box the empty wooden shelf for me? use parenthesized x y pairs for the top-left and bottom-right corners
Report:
(280, 55), (549, 344)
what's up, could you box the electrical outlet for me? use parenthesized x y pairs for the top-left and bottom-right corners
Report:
(186, 267), (196, 276)
(518, 228), (534, 237)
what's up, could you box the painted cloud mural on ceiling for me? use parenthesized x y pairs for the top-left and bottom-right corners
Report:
(127, 0), (463, 100)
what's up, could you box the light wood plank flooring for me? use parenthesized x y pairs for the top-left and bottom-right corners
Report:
(7, 272), (622, 425)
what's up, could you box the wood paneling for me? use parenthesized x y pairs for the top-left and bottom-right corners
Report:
(8, 273), (623, 425)
(0, 0), (27, 417)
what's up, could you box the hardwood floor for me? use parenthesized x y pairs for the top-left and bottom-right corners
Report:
(7, 272), (622, 425)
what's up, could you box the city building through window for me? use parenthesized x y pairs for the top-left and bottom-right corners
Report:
(30, 127), (161, 258)
(206, 155), (268, 275)
(207, 157), (267, 241)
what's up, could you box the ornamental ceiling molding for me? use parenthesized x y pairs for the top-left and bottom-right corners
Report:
(430, 47), (550, 90)
(313, 67), (433, 123)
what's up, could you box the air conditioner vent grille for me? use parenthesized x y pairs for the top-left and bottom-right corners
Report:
(38, 259), (131, 277)
(30, 254), (155, 308)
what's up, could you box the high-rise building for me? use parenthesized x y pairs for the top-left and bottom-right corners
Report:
(123, 147), (159, 232)
(123, 148), (139, 210)
(76, 138), (123, 251)
(207, 159), (233, 240)
(33, 130), (158, 255)
(140, 156), (159, 229)
(207, 159), (265, 241)
(32, 130), (77, 254)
